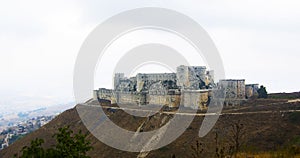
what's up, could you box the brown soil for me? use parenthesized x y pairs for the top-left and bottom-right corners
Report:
(1, 93), (300, 158)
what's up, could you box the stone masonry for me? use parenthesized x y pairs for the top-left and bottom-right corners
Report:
(94, 65), (259, 109)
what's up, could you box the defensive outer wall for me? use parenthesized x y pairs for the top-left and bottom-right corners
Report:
(94, 65), (259, 109)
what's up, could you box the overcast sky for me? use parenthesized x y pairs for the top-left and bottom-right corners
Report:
(0, 0), (300, 109)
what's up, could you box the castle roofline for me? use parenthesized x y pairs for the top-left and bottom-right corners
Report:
(181, 89), (212, 92)
(136, 73), (176, 75)
(246, 84), (259, 86)
(219, 79), (245, 81)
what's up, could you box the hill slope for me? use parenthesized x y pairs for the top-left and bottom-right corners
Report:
(1, 94), (300, 157)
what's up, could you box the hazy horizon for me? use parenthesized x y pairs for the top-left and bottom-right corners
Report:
(1, 0), (300, 110)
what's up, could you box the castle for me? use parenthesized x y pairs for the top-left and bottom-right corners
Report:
(93, 65), (259, 109)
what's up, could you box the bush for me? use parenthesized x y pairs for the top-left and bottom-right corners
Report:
(288, 112), (300, 124)
(17, 126), (93, 158)
(257, 85), (268, 99)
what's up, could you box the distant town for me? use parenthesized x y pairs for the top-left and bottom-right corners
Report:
(0, 115), (55, 150)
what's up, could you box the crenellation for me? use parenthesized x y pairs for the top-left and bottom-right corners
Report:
(94, 65), (260, 109)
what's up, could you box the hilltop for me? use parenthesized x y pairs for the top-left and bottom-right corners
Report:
(1, 92), (300, 157)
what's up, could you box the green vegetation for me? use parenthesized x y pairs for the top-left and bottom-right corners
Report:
(258, 85), (268, 98)
(16, 126), (93, 158)
(269, 92), (300, 99)
(288, 112), (300, 124)
(290, 135), (300, 146)
(19, 138), (45, 158)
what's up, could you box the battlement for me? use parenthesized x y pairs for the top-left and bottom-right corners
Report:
(94, 65), (259, 109)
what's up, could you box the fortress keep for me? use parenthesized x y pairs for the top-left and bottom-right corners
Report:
(93, 65), (259, 109)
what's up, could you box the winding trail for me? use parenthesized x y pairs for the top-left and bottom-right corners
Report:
(80, 100), (300, 158)
(81, 103), (300, 117)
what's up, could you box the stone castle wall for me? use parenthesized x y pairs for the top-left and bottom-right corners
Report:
(136, 73), (177, 92)
(94, 65), (259, 109)
(218, 79), (246, 106)
(94, 88), (209, 109)
(180, 90), (210, 110)
(245, 84), (259, 98)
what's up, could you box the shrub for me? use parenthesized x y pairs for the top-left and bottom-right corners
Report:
(18, 126), (93, 158)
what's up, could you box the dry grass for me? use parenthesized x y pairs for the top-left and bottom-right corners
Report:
(1, 93), (300, 158)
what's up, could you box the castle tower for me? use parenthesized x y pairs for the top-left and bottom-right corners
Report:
(218, 79), (246, 105)
(114, 73), (124, 90)
(176, 65), (207, 89)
